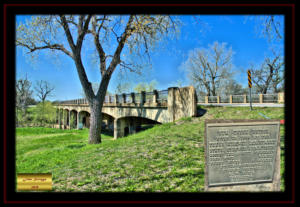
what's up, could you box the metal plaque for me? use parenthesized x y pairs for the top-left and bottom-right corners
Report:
(17, 173), (52, 191)
(205, 120), (280, 187)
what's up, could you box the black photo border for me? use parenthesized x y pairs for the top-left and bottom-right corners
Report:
(2, 1), (296, 205)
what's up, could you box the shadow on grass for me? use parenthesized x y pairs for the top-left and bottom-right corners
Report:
(101, 129), (114, 137)
(101, 124), (157, 138)
(137, 125), (156, 132)
(65, 144), (86, 149)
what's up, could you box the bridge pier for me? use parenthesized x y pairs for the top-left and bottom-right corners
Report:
(62, 109), (65, 129)
(68, 110), (71, 129)
(113, 117), (141, 139)
(77, 112), (80, 129)
(58, 109), (61, 129)
(114, 119), (122, 139)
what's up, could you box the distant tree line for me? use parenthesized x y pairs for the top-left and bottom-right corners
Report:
(16, 76), (56, 127)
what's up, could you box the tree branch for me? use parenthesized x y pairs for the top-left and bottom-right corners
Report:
(106, 15), (135, 76)
(59, 15), (94, 101)
(59, 15), (76, 53)
(91, 15), (107, 76)
(17, 40), (73, 58)
(76, 15), (92, 51)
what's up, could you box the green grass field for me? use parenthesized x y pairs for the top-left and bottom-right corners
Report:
(16, 106), (285, 192)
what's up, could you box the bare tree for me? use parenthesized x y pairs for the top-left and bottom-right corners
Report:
(258, 15), (283, 42)
(34, 80), (55, 103)
(16, 76), (33, 126)
(16, 77), (33, 110)
(16, 15), (179, 144)
(250, 51), (284, 94)
(245, 15), (283, 42)
(33, 80), (55, 126)
(182, 41), (234, 96)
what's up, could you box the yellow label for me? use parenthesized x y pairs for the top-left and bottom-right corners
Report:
(17, 173), (52, 191)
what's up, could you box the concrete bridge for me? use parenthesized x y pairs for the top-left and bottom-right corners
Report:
(53, 86), (197, 139)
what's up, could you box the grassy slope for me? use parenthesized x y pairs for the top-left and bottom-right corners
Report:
(16, 106), (285, 192)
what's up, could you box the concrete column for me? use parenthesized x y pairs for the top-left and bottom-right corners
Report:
(205, 96), (208, 104)
(114, 95), (118, 104)
(56, 109), (58, 125)
(62, 110), (65, 130)
(58, 109), (61, 129)
(168, 87), (177, 122)
(278, 92), (284, 103)
(217, 96), (220, 104)
(131, 93), (135, 103)
(77, 112), (80, 129)
(122, 93), (126, 103)
(114, 118), (123, 139)
(114, 119), (118, 139)
(140, 91), (146, 104)
(153, 90), (158, 103)
(69, 110), (71, 129)
(259, 94), (263, 103)
(244, 94), (247, 103)
(229, 95), (233, 104)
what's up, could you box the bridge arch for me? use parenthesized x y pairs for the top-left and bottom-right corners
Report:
(101, 112), (115, 131)
(78, 110), (90, 128)
(114, 116), (161, 138)
(57, 108), (70, 129)
(69, 109), (78, 129)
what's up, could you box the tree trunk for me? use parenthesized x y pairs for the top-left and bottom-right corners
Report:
(212, 85), (216, 96)
(88, 73), (112, 144)
(88, 101), (103, 144)
(262, 87), (268, 94)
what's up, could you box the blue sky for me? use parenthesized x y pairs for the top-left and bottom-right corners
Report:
(16, 15), (284, 101)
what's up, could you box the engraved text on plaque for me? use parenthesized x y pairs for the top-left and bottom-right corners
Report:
(205, 121), (280, 187)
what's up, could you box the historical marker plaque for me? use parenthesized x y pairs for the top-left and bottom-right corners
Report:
(204, 120), (281, 191)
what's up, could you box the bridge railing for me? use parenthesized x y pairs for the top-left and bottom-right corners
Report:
(55, 98), (88, 105)
(219, 95), (229, 103)
(232, 95), (245, 103)
(145, 91), (154, 103)
(124, 93), (133, 103)
(104, 95), (109, 103)
(157, 90), (168, 103)
(55, 89), (170, 105)
(198, 92), (284, 104)
(134, 92), (141, 103)
(262, 94), (278, 103)
(247, 94), (260, 103)
(208, 96), (218, 103)
(109, 95), (115, 103)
